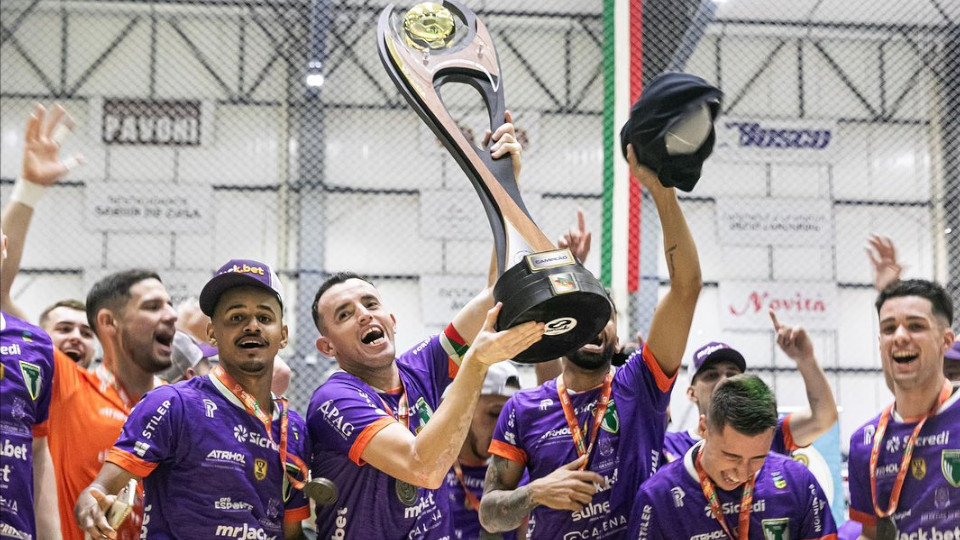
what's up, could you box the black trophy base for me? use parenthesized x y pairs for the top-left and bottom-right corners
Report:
(493, 251), (612, 363)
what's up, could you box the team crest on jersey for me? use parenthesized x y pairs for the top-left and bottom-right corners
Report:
(772, 471), (787, 489)
(414, 397), (434, 434)
(21, 330), (34, 343)
(600, 400), (619, 434)
(19, 361), (42, 400)
(942, 450), (960, 487)
(761, 518), (790, 540)
(911, 457), (926, 480)
(254, 458), (268, 481)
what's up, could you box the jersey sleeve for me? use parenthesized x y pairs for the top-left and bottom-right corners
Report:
(488, 395), (526, 464)
(106, 385), (184, 477)
(632, 487), (666, 540)
(846, 430), (876, 526)
(772, 414), (803, 454)
(797, 466), (839, 539)
(615, 343), (676, 411)
(30, 342), (57, 437)
(283, 410), (311, 523)
(307, 377), (399, 466)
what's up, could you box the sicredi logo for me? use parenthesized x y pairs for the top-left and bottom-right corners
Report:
(225, 264), (265, 276)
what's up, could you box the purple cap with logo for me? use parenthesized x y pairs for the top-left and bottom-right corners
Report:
(688, 341), (747, 383)
(199, 259), (284, 316)
(946, 340), (960, 363)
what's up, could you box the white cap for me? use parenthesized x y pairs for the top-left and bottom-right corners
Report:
(481, 362), (521, 397)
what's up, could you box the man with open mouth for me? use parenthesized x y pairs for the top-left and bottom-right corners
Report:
(847, 279), (959, 540)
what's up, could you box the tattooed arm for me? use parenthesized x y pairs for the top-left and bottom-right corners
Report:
(479, 455), (605, 533)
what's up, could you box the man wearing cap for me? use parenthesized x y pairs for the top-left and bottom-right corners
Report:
(663, 311), (838, 463)
(157, 330), (215, 384)
(76, 259), (310, 539)
(847, 279), (959, 540)
(627, 375), (838, 540)
(479, 151), (702, 539)
(444, 362), (523, 540)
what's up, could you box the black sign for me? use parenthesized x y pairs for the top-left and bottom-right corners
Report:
(102, 99), (201, 146)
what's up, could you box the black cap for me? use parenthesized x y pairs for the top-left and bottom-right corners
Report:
(620, 72), (723, 192)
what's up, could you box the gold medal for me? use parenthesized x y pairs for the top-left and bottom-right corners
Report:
(876, 516), (898, 540)
(395, 479), (419, 506)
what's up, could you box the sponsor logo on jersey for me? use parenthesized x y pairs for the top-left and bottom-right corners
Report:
(234, 424), (278, 451)
(600, 399), (619, 434)
(761, 517), (790, 540)
(204, 399), (218, 418)
(18, 361), (42, 400)
(254, 458), (268, 481)
(0, 343), (22, 356)
(214, 497), (254, 512)
(0, 439), (28, 461)
(317, 400), (355, 439)
(332, 507), (349, 540)
(402, 491), (436, 519)
(539, 398), (554, 411)
(571, 500), (609, 522)
(943, 449), (960, 487)
(141, 400), (171, 439)
(703, 498), (766, 517)
(214, 523), (276, 539)
(134, 440), (150, 457)
(773, 471), (787, 489)
(207, 449), (247, 465)
(911, 457), (927, 480)
(671, 486), (685, 507)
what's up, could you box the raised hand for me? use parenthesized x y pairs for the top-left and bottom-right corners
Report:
(469, 302), (544, 366)
(770, 309), (814, 364)
(22, 103), (84, 186)
(528, 455), (607, 512)
(625, 143), (665, 194)
(483, 110), (522, 180)
(866, 234), (902, 292)
(558, 208), (592, 264)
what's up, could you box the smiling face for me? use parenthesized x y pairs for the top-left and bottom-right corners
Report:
(314, 278), (397, 373)
(699, 419), (774, 491)
(114, 278), (178, 373)
(878, 295), (953, 392)
(209, 286), (287, 376)
(42, 306), (97, 367)
(566, 313), (619, 370)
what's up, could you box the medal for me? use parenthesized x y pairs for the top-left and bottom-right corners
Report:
(876, 516), (898, 540)
(303, 478), (339, 506)
(556, 371), (614, 470)
(395, 479), (419, 506)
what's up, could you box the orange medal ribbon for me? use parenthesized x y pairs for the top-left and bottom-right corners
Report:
(695, 447), (756, 540)
(451, 461), (482, 511)
(213, 365), (308, 489)
(555, 371), (614, 471)
(869, 379), (953, 520)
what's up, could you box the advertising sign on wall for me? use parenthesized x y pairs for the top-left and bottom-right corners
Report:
(716, 198), (833, 247)
(85, 182), (213, 233)
(419, 274), (486, 326)
(714, 116), (838, 163)
(720, 281), (838, 331)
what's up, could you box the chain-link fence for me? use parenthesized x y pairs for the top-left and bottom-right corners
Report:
(2, 0), (958, 448)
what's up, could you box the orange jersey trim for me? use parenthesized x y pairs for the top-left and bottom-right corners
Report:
(448, 358), (460, 379)
(642, 344), (676, 394)
(848, 508), (877, 526)
(284, 505), (311, 523)
(781, 413), (804, 452)
(489, 440), (527, 464)
(348, 416), (395, 466)
(106, 448), (158, 478)
(32, 420), (49, 438)
(810, 535), (838, 540)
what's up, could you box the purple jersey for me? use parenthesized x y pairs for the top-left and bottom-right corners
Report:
(443, 463), (517, 540)
(629, 442), (838, 540)
(307, 332), (463, 540)
(847, 385), (960, 537)
(0, 313), (54, 540)
(489, 345), (675, 539)
(663, 415), (800, 464)
(107, 374), (310, 539)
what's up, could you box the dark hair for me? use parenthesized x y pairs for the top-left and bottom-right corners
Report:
(707, 374), (778, 436)
(875, 279), (954, 327)
(311, 272), (374, 332)
(86, 269), (162, 336)
(39, 299), (87, 327)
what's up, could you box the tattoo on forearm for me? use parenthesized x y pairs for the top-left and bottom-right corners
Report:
(481, 457), (535, 532)
(666, 244), (678, 276)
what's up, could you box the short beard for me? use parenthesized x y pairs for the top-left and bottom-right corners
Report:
(567, 345), (614, 371)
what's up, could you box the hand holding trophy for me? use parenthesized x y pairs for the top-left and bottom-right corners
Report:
(378, 1), (612, 362)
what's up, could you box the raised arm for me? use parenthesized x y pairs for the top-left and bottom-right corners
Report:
(480, 454), (604, 532)
(866, 234), (902, 292)
(1, 103), (83, 319)
(770, 310), (838, 447)
(627, 144), (702, 376)
(360, 304), (543, 488)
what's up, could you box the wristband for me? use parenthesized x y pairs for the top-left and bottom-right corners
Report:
(9, 177), (46, 208)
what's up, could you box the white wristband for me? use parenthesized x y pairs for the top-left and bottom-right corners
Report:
(9, 177), (46, 208)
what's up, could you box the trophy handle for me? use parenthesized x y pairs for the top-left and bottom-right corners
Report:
(378, 2), (554, 275)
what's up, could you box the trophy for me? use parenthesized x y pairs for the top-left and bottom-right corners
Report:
(378, 1), (612, 363)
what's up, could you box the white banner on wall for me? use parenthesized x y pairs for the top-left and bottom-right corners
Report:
(720, 281), (838, 331)
(419, 189), (543, 241)
(85, 182), (214, 233)
(714, 116), (837, 163)
(716, 198), (833, 247)
(419, 274), (486, 326)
